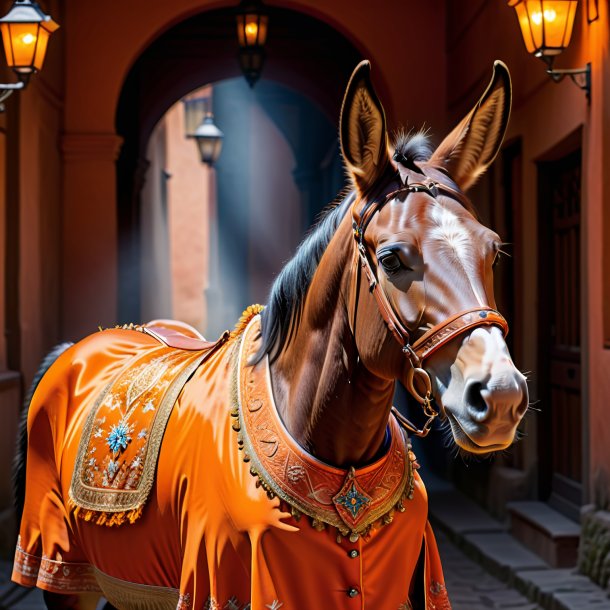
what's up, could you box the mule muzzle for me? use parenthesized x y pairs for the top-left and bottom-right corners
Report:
(447, 370), (528, 452)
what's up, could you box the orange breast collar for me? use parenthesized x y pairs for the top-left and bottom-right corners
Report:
(232, 315), (417, 540)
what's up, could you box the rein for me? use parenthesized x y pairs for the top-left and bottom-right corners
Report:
(351, 174), (509, 437)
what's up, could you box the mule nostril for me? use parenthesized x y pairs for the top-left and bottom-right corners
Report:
(464, 381), (490, 422)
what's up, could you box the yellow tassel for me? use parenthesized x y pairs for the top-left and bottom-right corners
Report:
(74, 505), (145, 528)
(230, 304), (265, 339)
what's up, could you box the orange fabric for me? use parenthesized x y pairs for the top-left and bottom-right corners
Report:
(13, 319), (450, 609)
(236, 316), (415, 537)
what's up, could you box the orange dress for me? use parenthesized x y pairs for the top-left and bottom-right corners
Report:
(12, 312), (451, 610)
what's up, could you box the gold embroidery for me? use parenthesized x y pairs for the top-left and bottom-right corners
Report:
(69, 341), (210, 525)
(13, 539), (100, 593)
(232, 315), (414, 538)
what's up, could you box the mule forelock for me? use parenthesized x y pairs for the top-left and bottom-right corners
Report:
(393, 129), (434, 165)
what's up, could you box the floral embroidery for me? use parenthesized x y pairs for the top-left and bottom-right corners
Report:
(204, 596), (219, 610)
(427, 580), (451, 610)
(70, 343), (219, 525)
(265, 602), (283, 610)
(106, 422), (132, 453)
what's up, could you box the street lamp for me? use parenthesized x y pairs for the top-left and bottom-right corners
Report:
(508, 0), (591, 99)
(0, 0), (59, 110)
(189, 112), (224, 167)
(235, 0), (269, 87)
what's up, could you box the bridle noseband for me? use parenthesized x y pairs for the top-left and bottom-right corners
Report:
(351, 174), (509, 437)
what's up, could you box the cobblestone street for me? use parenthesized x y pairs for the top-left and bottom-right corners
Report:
(436, 530), (542, 610)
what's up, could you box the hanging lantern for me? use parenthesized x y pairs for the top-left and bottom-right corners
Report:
(507, 1), (590, 99)
(235, 0), (269, 87)
(508, 0), (578, 57)
(189, 113), (224, 167)
(0, 0), (59, 76)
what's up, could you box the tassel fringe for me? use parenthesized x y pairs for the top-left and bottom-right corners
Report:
(72, 504), (144, 527)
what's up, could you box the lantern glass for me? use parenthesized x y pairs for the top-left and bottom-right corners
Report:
(197, 137), (223, 166)
(236, 13), (268, 48)
(511, 0), (578, 56)
(1, 22), (38, 72)
(190, 114), (224, 166)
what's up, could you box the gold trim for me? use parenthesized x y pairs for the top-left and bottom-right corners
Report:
(69, 348), (208, 518)
(233, 315), (414, 537)
(94, 568), (180, 610)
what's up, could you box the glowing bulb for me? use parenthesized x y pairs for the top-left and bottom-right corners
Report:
(544, 8), (557, 21)
(245, 22), (258, 37)
(21, 33), (35, 45)
(531, 8), (557, 25)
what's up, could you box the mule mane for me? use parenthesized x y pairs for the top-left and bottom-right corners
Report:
(254, 189), (355, 363)
(255, 131), (469, 363)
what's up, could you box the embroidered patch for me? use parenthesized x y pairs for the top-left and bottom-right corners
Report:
(69, 339), (211, 525)
(333, 469), (372, 526)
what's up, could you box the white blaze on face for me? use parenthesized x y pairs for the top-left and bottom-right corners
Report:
(428, 204), (486, 306)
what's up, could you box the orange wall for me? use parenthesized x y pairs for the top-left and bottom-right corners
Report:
(166, 100), (210, 332)
(446, 0), (609, 502)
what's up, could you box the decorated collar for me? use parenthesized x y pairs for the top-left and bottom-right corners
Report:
(231, 314), (415, 540)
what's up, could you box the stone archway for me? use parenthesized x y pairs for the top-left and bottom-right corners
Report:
(115, 6), (363, 322)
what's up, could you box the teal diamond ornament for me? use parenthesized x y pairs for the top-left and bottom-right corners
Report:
(333, 468), (372, 527)
(335, 483), (370, 518)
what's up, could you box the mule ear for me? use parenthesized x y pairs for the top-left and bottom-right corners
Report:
(340, 60), (391, 194)
(429, 60), (511, 192)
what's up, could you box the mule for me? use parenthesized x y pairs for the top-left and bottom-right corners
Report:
(12, 60), (527, 610)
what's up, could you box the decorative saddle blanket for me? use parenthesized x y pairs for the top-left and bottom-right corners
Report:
(69, 326), (227, 526)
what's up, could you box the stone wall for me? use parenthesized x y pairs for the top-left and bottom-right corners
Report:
(578, 505), (610, 592)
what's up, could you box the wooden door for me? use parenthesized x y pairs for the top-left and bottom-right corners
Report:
(538, 149), (582, 520)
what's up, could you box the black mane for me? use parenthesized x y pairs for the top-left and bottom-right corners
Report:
(254, 130), (442, 363)
(254, 190), (355, 363)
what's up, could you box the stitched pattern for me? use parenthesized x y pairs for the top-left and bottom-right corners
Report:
(233, 315), (415, 537)
(69, 338), (209, 525)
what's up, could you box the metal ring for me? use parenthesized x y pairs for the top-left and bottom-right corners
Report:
(406, 367), (432, 404)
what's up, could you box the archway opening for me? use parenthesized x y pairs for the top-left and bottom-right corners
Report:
(141, 77), (344, 337)
(116, 5), (363, 324)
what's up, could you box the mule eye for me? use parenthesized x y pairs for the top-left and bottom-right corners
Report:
(379, 252), (402, 274)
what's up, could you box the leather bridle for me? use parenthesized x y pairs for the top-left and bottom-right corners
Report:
(350, 174), (509, 437)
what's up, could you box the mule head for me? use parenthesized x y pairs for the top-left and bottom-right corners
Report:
(340, 60), (528, 455)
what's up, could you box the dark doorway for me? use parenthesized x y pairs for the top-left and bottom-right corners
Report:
(538, 148), (583, 521)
